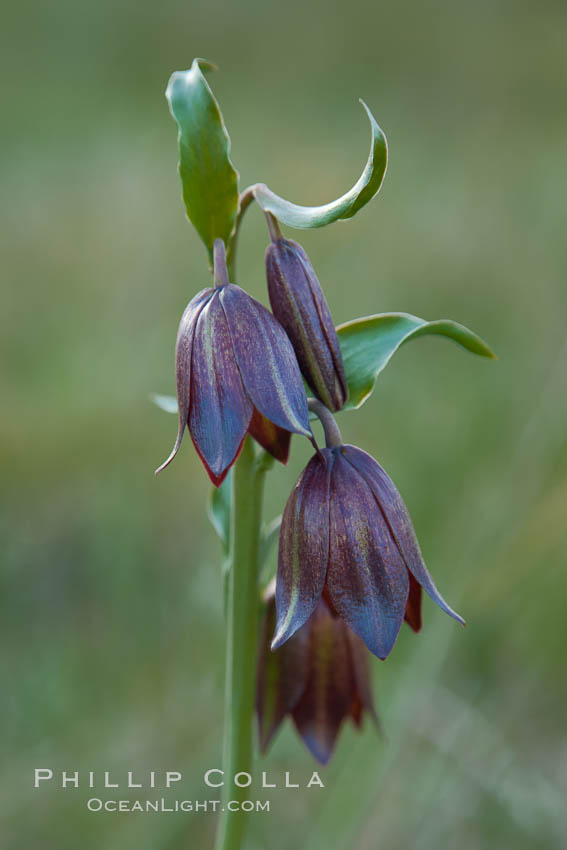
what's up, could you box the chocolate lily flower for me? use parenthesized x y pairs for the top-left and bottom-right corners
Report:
(272, 400), (464, 659)
(156, 240), (312, 485)
(265, 216), (348, 412)
(257, 592), (377, 764)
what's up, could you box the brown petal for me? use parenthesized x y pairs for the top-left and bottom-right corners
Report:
(256, 598), (310, 752)
(404, 572), (423, 633)
(247, 409), (291, 464)
(291, 601), (356, 764)
(345, 626), (379, 728)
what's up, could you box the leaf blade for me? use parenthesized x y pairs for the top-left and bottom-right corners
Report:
(337, 312), (496, 410)
(166, 58), (239, 260)
(253, 100), (387, 229)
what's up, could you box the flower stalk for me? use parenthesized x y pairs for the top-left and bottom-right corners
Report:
(215, 436), (266, 850)
(308, 398), (343, 448)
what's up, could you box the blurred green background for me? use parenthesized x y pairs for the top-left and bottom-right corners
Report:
(2, 0), (567, 847)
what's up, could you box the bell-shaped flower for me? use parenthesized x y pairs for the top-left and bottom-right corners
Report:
(257, 592), (377, 764)
(265, 222), (347, 412)
(156, 240), (312, 486)
(272, 408), (464, 659)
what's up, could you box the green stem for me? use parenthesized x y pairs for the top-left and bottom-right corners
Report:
(214, 436), (265, 850)
(226, 185), (257, 281)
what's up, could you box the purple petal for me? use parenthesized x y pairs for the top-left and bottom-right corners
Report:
(291, 600), (356, 764)
(266, 239), (347, 411)
(256, 597), (310, 753)
(155, 288), (213, 475)
(344, 445), (465, 626)
(189, 291), (253, 486)
(326, 450), (409, 660)
(272, 451), (332, 649)
(220, 285), (311, 438)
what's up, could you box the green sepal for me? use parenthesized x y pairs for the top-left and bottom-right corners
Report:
(337, 312), (496, 410)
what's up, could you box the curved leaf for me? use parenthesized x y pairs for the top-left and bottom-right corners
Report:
(337, 313), (496, 410)
(253, 100), (387, 229)
(166, 58), (239, 260)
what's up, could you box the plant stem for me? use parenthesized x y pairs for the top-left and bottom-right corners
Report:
(265, 211), (282, 242)
(308, 398), (343, 448)
(226, 185), (257, 281)
(214, 436), (265, 850)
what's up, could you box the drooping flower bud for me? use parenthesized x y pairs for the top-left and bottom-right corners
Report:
(156, 240), (312, 486)
(273, 431), (464, 660)
(265, 228), (348, 412)
(256, 592), (377, 764)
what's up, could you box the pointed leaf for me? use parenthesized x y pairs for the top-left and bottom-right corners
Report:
(166, 59), (239, 261)
(207, 469), (232, 554)
(337, 312), (496, 410)
(253, 101), (387, 229)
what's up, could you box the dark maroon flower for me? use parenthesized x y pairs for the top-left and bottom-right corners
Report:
(265, 230), (347, 412)
(156, 241), (312, 486)
(272, 441), (464, 660)
(257, 593), (377, 764)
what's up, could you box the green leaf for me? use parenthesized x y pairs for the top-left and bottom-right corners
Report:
(260, 515), (282, 565)
(337, 313), (496, 410)
(166, 58), (240, 261)
(207, 469), (232, 554)
(259, 514), (282, 590)
(253, 100), (387, 228)
(150, 393), (178, 414)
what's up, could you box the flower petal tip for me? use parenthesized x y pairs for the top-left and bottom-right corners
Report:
(154, 443), (180, 476)
(270, 633), (285, 652)
(446, 606), (466, 628)
(270, 621), (298, 652)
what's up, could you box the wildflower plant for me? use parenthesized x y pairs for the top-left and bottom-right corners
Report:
(153, 58), (495, 850)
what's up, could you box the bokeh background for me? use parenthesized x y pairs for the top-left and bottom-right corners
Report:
(2, 0), (567, 847)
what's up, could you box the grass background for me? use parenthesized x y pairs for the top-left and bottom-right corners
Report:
(2, 0), (566, 847)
